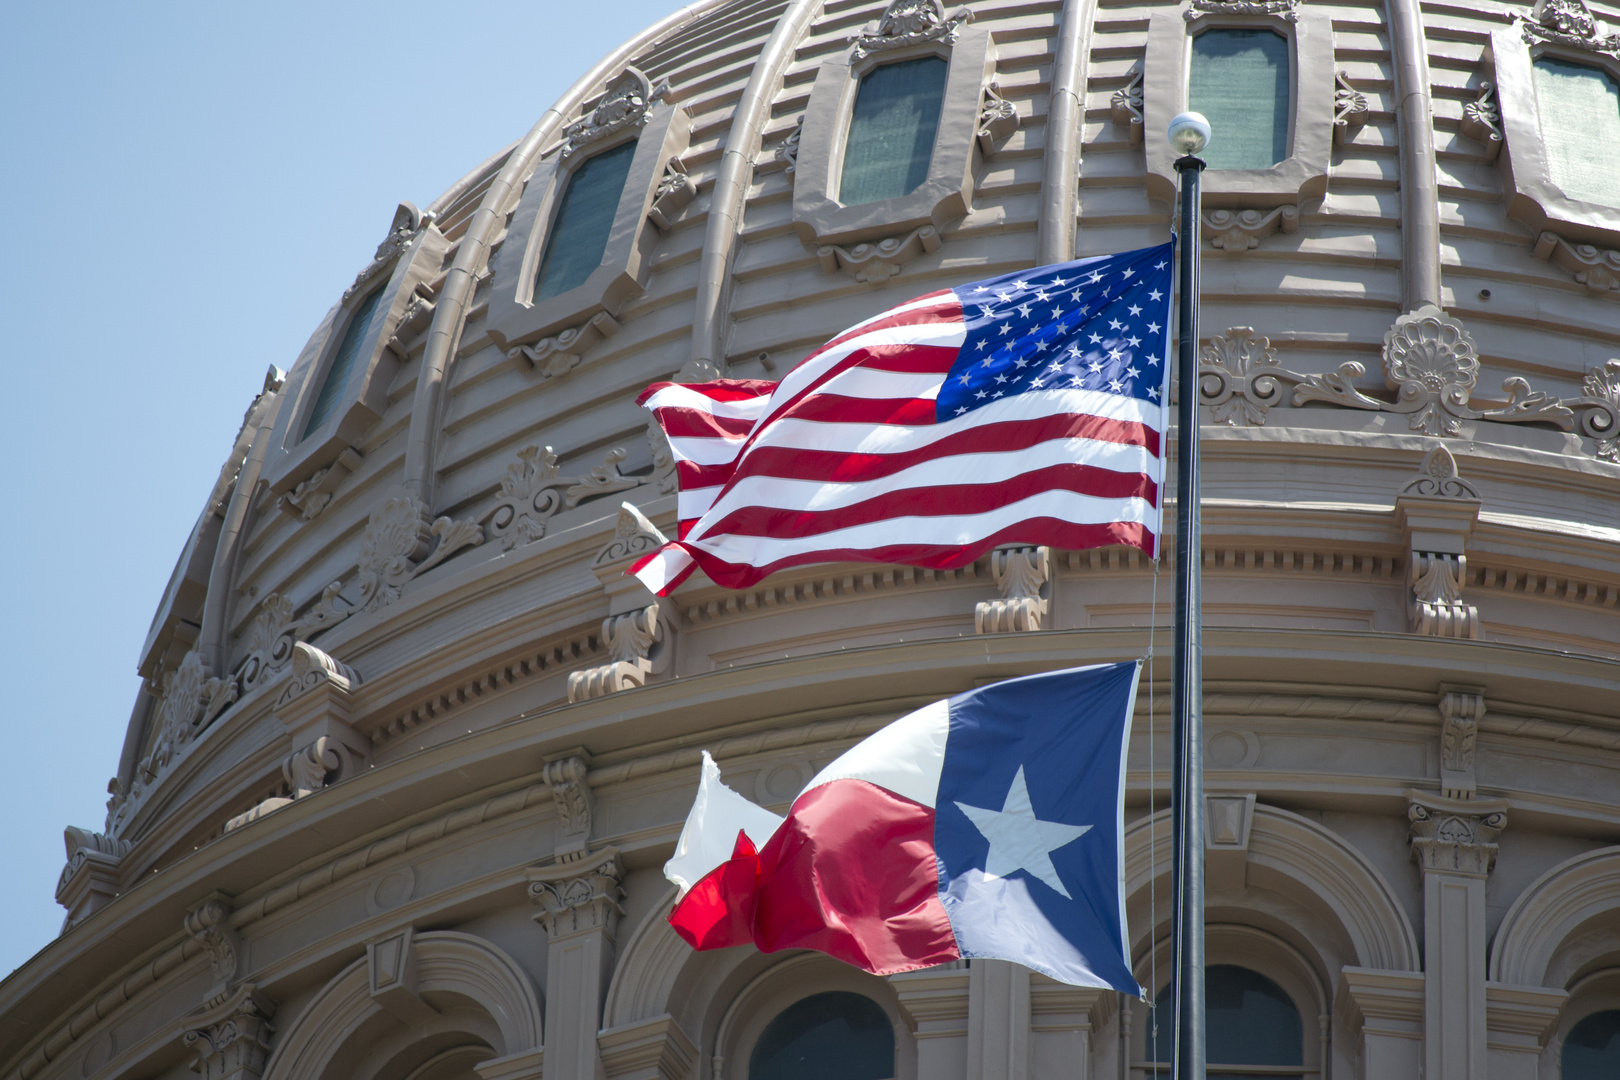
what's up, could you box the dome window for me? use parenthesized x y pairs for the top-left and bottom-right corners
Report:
(1189, 29), (1290, 172)
(1565, 1009), (1620, 1080)
(1530, 57), (1620, 209)
(749, 991), (896, 1080)
(838, 56), (949, 207)
(302, 283), (387, 441)
(532, 140), (639, 304)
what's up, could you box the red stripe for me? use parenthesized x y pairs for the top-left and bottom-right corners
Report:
(698, 466), (1158, 541)
(676, 519), (1155, 591)
(774, 394), (940, 427)
(807, 294), (959, 363)
(637, 378), (777, 407)
(853, 344), (962, 373)
(655, 406), (757, 439)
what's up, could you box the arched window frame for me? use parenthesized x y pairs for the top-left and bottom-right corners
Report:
(1488, 25), (1620, 268)
(791, 18), (996, 255)
(1142, 5), (1334, 212)
(1129, 925), (1328, 1079)
(713, 953), (915, 1080)
(486, 67), (693, 368)
(1544, 969), (1620, 1076)
(263, 202), (449, 512)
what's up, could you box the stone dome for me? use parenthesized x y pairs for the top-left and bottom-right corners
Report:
(10, 0), (1620, 1077)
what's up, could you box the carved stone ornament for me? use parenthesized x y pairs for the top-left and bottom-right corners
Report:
(1199, 327), (1286, 426)
(506, 310), (621, 377)
(56, 826), (130, 929)
(344, 202), (436, 304)
(648, 159), (697, 231)
(593, 502), (670, 570)
(528, 846), (625, 939)
(1459, 81), (1503, 161)
(273, 641), (360, 709)
(1186, 0), (1299, 22)
(818, 225), (942, 283)
(279, 448), (362, 521)
(1409, 792), (1507, 877)
(1203, 206), (1299, 252)
(1514, 0), (1620, 57)
(224, 732), (362, 834)
(1333, 71), (1368, 145)
(182, 983), (276, 1080)
(647, 419), (678, 494)
(976, 81), (1018, 157)
(1579, 360), (1620, 461)
(356, 495), (485, 613)
(1534, 231), (1620, 297)
(558, 67), (670, 160)
(133, 650), (237, 798)
(1381, 305), (1481, 437)
(1397, 446), (1483, 639)
(386, 286), (437, 356)
(1398, 444), (1482, 502)
(1438, 686), (1486, 799)
(185, 896), (243, 1003)
(850, 0), (973, 61)
(1110, 67), (1144, 146)
(485, 444), (653, 552)
(542, 756), (595, 859)
(775, 116), (804, 175)
(568, 602), (665, 702)
(975, 547), (1048, 633)
(1411, 552), (1480, 638)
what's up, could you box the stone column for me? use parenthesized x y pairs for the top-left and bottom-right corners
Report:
(891, 964), (971, 1080)
(967, 959), (1030, 1080)
(528, 847), (624, 1080)
(1407, 792), (1507, 1080)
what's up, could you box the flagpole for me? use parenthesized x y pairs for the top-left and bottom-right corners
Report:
(1168, 111), (1209, 1080)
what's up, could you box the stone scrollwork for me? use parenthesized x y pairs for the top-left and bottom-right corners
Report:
(1381, 305), (1481, 437)
(356, 496), (485, 613)
(1459, 81), (1503, 160)
(774, 115), (803, 174)
(56, 826), (130, 929)
(486, 444), (655, 552)
(850, 0), (973, 61)
(1396, 446), (1482, 640)
(818, 225), (942, 283)
(557, 67), (670, 161)
(1410, 553), (1480, 638)
(976, 81), (1018, 157)
(279, 448), (362, 522)
(1513, 0), (1620, 57)
(593, 502), (669, 570)
(568, 603), (666, 702)
(1577, 360), (1620, 460)
(1110, 66), (1144, 146)
(343, 202), (437, 304)
(1533, 231), (1620, 296)
(1333, 71), (1368, 145)
(1438, 686), (1486, 799)
(1398, 444), (1482, 502)
(1186, 0), (1299, 21)
(543, 756), (595, 860)
(528, 847), (625, 939)
(1203, 206), (1299, 252)
(1409, 793), (1507, 876)
(182, 983), (276, 1080)
(648, 159), (697, 232)
(506, 310), (622, 377)
(185, 896), (244, 1003)
(132, 651), (238, 801)
(975, 546), (1048, 634)
(273, 641), (361, 709)
(1199, 328), (1286, 426)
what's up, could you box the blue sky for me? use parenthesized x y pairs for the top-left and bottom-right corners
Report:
(0, 0), (693, 979)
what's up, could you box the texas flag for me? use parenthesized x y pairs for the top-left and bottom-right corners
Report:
(663, 662), (1142, 993)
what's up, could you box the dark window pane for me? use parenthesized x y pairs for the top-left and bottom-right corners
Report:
(1148, 965), (1303, 1069)
(1533, 57), (1620, 206)
(533, 139), (638, 303)
(303, 284), (387, 440)
(749, 991), (895, 1080)
(1565, 1009), (1620, 1080)
(1190, 29), (1290, 171)
(839, 56), (948, 206)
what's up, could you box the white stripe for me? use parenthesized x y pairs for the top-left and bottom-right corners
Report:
(632, 545), (697, 594)
(667, 434), (750, 467)
(686, 487), (1158, 566)
(766, 317), (966, 414)
(801, 698), (949, 809)
(643, 384), (772, 420)
(812, 366), (945, 401)
(693, 438), (1159, 528)
(677, 488), (722, 521)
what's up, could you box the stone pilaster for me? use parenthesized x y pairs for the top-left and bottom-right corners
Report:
(1408, 791), (1508, 1080)
(891, 964), (970, 1080)
(967, 959), (1030, 1080)
(528, 847), (623, 1080)
(1336, 968), (1424, 1080)
(182, 983), (275, 1080)
(1029, 976), (1113, 1079)
(598, 1014), (697, 1080)
(1484, 982), (1566, 1080)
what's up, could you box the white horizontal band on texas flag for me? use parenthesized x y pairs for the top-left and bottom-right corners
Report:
(661, 662), (1143, 991)
(631, 243), (1175, 595)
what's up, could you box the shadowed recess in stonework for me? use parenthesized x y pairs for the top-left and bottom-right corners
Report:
(749, 990), (896, 1080)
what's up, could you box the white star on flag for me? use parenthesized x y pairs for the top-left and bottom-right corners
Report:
(955, 766), (1092, 899)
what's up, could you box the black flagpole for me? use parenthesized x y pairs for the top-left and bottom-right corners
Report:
(1169, 112), (1208, 1080)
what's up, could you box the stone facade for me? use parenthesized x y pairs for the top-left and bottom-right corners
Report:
(9, 0), (1620, 1077)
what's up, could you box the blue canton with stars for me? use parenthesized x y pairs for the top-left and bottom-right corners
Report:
(936, 241), (1175, 421)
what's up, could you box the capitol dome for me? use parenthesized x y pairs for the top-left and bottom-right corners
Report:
(8, 0), (1620, 1077)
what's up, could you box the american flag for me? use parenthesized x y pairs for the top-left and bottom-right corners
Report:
(631, 241), (1175, 595)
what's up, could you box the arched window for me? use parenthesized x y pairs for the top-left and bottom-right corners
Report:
(749, 990), (895, 1080)
(838, 56), (948, 206)
(532, 139), (639, 303)
(303, 284), (387, 440)
(1147, 965), (1304, 1077)
(1532, 57), (1620, 207)
(1564, 1009), (1620, 1079)
(1189, 29), (1289, 171)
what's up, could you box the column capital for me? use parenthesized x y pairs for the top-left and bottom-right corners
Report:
(527, 846), (624, 940)
(181, 983), (276, 1080)
(1408, 791), (1508, 877)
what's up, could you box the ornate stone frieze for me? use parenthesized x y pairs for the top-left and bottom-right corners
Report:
(1186, 0), (1299, 21)
(543, 756), (595, 859)
(850, 0), (973, 61)
(774, 116), (803, 174)
(647, 160), (697, 232)
(1200, 328), (1286, 426)
(568, 603), (664, 701)
(1408, 793), (1507, 877)
(272, 641), (360, 709)
(1533, 231), (1620, 296)
(1459, 81), (1502, 160)
(975, 546), (1048, 633)
(344, 203), (436, 304)
(1333, 71), (1368, 145)
(1513, 0), (1620, 57)
(557, 68), (670, 160)
(817, 225), (942, 283)
(278, 448), (362, 521)
(185, 896), (243, 1003)
(485, 444), (653, 552)
(1110, 67), (1144, 146)
(1439, 686), (1486, 799)
(976, 81), (1018, 157)
(355, 495), (485, 613)
(182, 983), (276, 1080)
(506, 310), (622, 377)
(1203, 206), (1299, 251)
(528, 847), (625, 939)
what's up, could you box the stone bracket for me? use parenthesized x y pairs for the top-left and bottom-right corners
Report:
(1534, 230), (1620, 296)
(1438, 684), (1486, 799)
(185, 893), (243, 1006)
(975, 546), (1048, 633)
(1204, 793), (1257, 893)
(1203, 206), (1298, 252)
(367, 926), (439, 1026)
(817, 225), (941, 283)
(1395, 446), (1482, 640)
(507, 310), (621, 377)
(278, 448), (363, 522)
